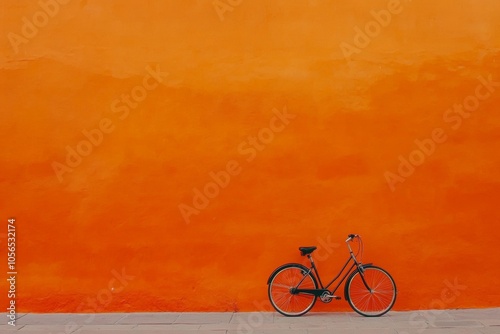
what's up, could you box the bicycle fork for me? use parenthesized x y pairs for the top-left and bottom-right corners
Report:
(349, 246), (373, 293)
(353, 258), (373, 293)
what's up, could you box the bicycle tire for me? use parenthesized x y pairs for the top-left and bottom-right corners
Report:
(268, 263), (318, 317)
(345, 265), (397, 317)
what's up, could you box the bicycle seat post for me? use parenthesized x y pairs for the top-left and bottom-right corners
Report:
(307, 254), (314, 266)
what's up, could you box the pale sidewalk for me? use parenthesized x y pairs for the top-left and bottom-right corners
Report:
(2, 308), (499, 333)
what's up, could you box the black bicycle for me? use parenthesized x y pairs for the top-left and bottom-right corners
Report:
(267, 234), (397, 317)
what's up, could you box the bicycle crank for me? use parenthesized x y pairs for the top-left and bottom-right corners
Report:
(320, 291), (341, 303)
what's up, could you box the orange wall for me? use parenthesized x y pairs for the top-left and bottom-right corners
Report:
(1, 0), (500, 312)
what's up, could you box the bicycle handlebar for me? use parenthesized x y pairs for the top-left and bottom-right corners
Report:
(346, 234), (359, 242)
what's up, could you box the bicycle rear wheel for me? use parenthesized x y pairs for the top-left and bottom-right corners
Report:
(345, 265), (397, 317)
(268, 264), (317, 316)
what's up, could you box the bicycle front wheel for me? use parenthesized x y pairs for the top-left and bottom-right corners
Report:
(345, 265), (397, 317)
(268, 264), (318, 317)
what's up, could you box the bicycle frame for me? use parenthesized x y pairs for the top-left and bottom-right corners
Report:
(292, 237), (372, 297)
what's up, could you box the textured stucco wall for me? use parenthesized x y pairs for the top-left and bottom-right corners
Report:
(1, 0), (500, 312)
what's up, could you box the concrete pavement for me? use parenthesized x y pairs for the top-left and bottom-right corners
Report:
(2, 308), (499, 333)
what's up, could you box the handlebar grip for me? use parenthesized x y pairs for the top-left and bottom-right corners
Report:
(348, 234), (356, 239)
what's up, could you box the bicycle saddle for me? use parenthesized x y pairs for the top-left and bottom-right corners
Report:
(299, 246), (317, 256)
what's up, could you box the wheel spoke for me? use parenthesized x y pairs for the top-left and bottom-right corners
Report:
(272, 283), (291, 289)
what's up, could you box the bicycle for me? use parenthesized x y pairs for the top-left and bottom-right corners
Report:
(267, 234), (397, 317)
